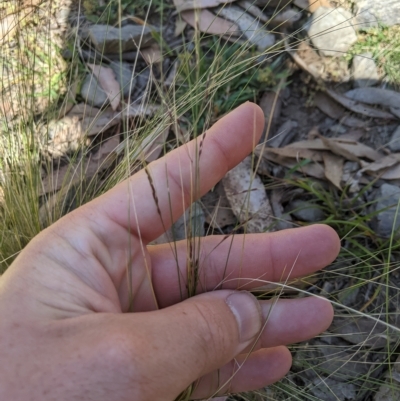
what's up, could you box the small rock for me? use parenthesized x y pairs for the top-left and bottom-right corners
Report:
(307, 7), (357, 57)
(371, 184), (400, 239)
(388, 126), (400, 152)
(109, 61), (136, 97)
(287, 199), (325, 222)
(80, 74), (108, 108)
(88, 24), (155, 54)
(352, 52), (380, 88)
(354, 0), (400, 29)
(217, 5), (275, 51)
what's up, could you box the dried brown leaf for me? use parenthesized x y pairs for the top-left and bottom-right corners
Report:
(81, 108), (120, 136)
(40, 135), (120, 196)
(141, 44), (163, 65)
(140, 128), (169, 163)
(222, 156), (274, 233)
(381, 163), (400, 180)
(345, 88), (400, 108)
(260, 90), (282, 135)
(361, 154), (400, 174)
(238, 0), (268, 22)
(319, 136), (360, 162)
(85, 135), (119, 177)
(174, 19), (187, 36)
(88, 64), (121, 111)
(181, 9), (239, 36)
(174, 0), (236, 12)
(266, 147), (324, 162)
(67, 103), (101, 119)
(122, 103), (160, 118)
(314, 91), (345, 120)
(320, 137), (380, 162)
(323, 152), (343, 189)
(288, 138), (381, 161)
(326, 89), (397, 120)
(40, 162), (81, 196)
(271, 8), (302, 27)
(255, 146), (326, 179)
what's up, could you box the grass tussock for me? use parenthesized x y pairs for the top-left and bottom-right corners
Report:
(1, 0), (400, 400)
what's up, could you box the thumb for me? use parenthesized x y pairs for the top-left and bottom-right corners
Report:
(121, 290), (262, 400)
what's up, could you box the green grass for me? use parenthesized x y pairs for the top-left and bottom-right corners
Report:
(1, 1), (400, 400)
(348, 25), (400, 88)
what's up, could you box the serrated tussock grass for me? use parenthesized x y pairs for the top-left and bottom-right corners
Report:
(1, 1), (400, 400)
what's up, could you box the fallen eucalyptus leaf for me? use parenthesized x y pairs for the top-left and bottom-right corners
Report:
(238, 0), (268, 22)
(326, 89), (396, 120)
(181, 9), (239, 36)
(174, 0), (236, 12)
(323, 152), (343, 189)
(361, 154), (400, 174)
(345, 87), (400, 108)
(223, 156), (274, 233)
(88, 64), (121, 111)
(381, 163), (400, 180)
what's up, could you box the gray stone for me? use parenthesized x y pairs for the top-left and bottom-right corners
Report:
(388, 126), (400, 152)
(88, 24), (155, 54)
(109, 61), (136, 97)
(352, 52), (380, 88)
(354, 0), (400, 29)
(371, 184), (400, 239)
(287, 199), (325, 222)
(217, 6), (275, 51)
(80, 74), (108, 108)
(307, 7), (357, 57)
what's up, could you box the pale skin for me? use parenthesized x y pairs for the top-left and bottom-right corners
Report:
(0, 102), (340, 400)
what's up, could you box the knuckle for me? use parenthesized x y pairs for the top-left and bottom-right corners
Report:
(190, 301), (235, 368)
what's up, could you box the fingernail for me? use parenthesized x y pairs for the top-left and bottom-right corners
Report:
(226, 292), (262, 343)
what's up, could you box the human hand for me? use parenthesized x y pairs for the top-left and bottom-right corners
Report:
(0, 102), (340, 401)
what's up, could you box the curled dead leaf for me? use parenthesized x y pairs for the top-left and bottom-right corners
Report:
(181, 9), (239, 36)
(88, 64), (121, 111)
(326, 89), (397, 120)
(174, 0), (236, 12)
(323, 152), (343, 189)
(222, 156), (274, 233)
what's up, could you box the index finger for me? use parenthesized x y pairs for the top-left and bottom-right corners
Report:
(148, 224), (340, 307)
(92, 102), (264, 242)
